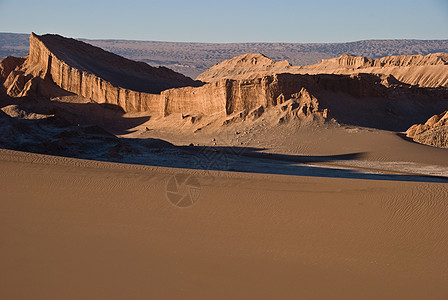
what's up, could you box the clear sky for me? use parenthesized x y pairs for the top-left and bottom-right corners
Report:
(0, 0), (447, 43)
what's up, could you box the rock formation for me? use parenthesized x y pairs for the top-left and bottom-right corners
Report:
(196, 53), (291, 82)
(406, 111), (448, 148)
(197, 52), (448, 88)
(162, 72), (425, 120)
(1, 33), (201, 112)
(1, 33), (448, 137)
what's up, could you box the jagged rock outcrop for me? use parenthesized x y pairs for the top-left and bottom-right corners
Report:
(406, 111), (448, 148)
(277, 88), (329, 124)
(221, 87), (330, 125)
(196, 52), (448, 88)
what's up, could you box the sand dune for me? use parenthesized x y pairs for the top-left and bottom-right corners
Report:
(1, 148), (448, 299)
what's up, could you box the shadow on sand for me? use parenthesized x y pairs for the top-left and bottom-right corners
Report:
(1, 91), (447, 184)
(144, 144), (447, 183)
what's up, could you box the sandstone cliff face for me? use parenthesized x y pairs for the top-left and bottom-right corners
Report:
(197, 52), (448, 88)
(406, 111), (448, 148)
(319, 54), (374, 69)
(2, 34), (407, 120)
(27, 33), (201, 93)
(163, 72), (424, 121)
(162, 75), (284, 117)
(2, 33), (201, 113)
(2, 33), (448, 131)
(317, 53), (448, 69)
(306, 53), (448, 88)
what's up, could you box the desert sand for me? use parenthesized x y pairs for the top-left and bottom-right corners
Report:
(1, 33), (448, 299)
(1, 148), (448, 300)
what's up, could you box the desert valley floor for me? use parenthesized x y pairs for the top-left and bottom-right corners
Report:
(1, 33), (448, 299)
(1, 146), (448, 299)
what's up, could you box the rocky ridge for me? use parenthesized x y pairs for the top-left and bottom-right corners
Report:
(1, 33), (201, 112)
(197, 52), (448, 88)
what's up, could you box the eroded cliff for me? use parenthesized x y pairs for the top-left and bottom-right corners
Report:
(197, 52), (448, 88)
(1, 33), (202, 112)
(2, 33), (448, 134)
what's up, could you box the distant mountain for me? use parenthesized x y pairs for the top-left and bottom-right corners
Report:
(0, 33), (29, 58)
(2, 32), (448, 78)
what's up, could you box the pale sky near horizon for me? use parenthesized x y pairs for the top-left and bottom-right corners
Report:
(0, 0), (447, 43)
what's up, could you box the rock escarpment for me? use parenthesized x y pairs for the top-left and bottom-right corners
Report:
(197, 52), (448, 88)
(27, 33), (201, 93)
(2, 33), (448, 134)
(1, 33), (201, 112)
(406, 111), (448, 148)
(304, 53), (448, 88)
(317, 53), (448, 69)
(162, 72), (417, 120)
(0, 34), (416, 118)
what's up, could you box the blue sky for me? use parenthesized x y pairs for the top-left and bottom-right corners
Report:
(0, 0), (447, 42)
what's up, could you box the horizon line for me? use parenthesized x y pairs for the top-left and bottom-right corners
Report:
(2, 31), (448, 45)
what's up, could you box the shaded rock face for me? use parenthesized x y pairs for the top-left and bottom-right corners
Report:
(406, 111), (448, 148)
